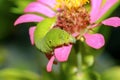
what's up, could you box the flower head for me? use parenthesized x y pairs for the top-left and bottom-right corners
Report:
(14, 0), (120, 72)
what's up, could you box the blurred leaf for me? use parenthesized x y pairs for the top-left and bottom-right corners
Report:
(0, 47), (7, 66)
(0, 68), (41, 80)
(0, 0), (14, 39)
(68, 71), (101, 80)
(101, 67), (120, 80)
(10, 0), (34, 14)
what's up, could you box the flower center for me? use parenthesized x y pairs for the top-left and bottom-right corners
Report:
(54, 8), (90, 36)
(54, 0), (90, 38)
(56, 0), (89, 10)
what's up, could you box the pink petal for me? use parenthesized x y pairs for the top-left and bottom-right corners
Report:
(29, 26), (36, 45)
(14, 14), (44, 26)
(102, 17), (120, 27)
(54, 45), (72, 62)
(72, 32), (80, 37)
(90, 0), (102, 23)
(46, 56), (55, 72)
(84, 33), (105, 49)
(97, 0), (118, 20)
(37, 0), (56, 8)
(24, 2), (55, 17)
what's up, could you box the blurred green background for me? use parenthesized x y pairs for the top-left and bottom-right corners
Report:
(0, 0), (120, 80)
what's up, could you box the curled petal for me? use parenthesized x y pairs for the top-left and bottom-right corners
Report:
(54, 45), (72, 62)
(14, 14), (44, 26)
(37, 0), (56, 8)
(46, 56), (55, 72)
(102, 17), (120, 27)
(90, 0), (102, 23)
(29, 27), (36, 45)
(24, 2), (55, 17)
(84, 33), (105, 49)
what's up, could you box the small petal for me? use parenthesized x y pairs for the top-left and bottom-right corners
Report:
(97, 0), (118, 20)
(89, 23), (99, 28)
(54, 45), (72, 62)
(46, 56), (55, 72)
(72, 32), (79, 37)
(29, 26), (36, 45)
(84, 33), (105, 49)
(24, 2), (55, 17)
(90, 0), (102, 23)
(14, 14), (44, 26)
(37, 0), (56, 8)
(102, 17), (120, 27)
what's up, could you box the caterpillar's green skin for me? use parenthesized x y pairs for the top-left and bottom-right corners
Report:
(34, 18), (76, 54)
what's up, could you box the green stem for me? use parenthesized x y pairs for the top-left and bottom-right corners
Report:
(77, 51), (82, 73)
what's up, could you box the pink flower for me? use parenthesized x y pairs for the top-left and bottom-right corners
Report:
(14, 0), (120, 72)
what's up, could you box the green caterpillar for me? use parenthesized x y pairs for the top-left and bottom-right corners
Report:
(34, 18), (76, 54)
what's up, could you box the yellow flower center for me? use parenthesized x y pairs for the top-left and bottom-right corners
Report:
(56, 0), (89, 10)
